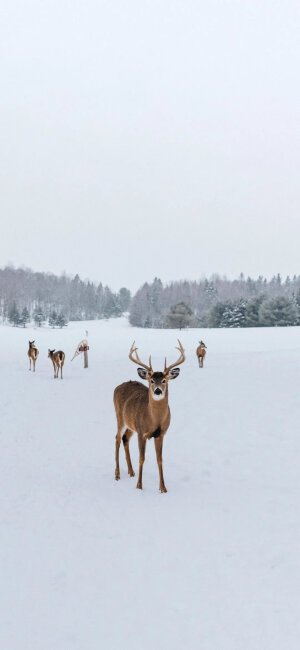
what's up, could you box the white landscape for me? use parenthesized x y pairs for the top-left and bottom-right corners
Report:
(0, 317), (299, 650)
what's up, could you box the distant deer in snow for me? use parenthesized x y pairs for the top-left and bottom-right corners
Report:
(28, 340), (39, 371)
(196, 341), (207, 368)
(48, 349), (65, 379)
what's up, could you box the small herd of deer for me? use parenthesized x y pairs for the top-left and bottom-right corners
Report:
(28, 337), (207, 493)
(28, 341), (65, 378)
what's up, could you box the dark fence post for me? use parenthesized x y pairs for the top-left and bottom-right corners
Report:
(84, 348), (88, 368)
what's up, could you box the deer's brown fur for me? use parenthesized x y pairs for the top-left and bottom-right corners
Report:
(196, 341), (206, 368)
(114, 340), (185, 493)
(28, 340), (39, 372)
(48, 349), (65, 379)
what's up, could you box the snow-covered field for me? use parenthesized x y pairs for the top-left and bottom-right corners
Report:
(0, 318), (299, 650)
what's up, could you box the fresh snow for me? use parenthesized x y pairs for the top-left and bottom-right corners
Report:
(0, 318), (299, 649)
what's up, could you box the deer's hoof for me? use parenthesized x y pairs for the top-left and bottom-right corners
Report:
(160, 486), (167, 493)
(136, 482), (143, 490)
(128, 470), (135, 477)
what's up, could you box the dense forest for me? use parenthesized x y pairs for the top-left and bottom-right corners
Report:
(0, 266), (131, 327)
(129, 274), (300, 328)
(1, 266), (300, 328)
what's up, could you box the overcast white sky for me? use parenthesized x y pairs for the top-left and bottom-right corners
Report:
(0, 0), (299, 291)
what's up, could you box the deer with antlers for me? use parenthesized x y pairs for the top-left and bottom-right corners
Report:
(196, 340), (207, 368)
(114, 339), (185, 493)
(28, 340), (39, 372)
(48, 349), (65, 379)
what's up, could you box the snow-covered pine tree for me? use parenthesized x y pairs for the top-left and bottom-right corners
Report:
(8, 302), (20, 327)
(33, 305), (45, 327)
(259, 296), (299, 326)
(56, 312), (68, 328)
(19, 307), (30, 328)
(48, 310), (58, 328)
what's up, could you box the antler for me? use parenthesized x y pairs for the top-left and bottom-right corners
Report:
(164, 339), (185, 374)
(129, 341), (153, 372)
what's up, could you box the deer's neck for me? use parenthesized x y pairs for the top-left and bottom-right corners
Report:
(148, 390), (169, 423)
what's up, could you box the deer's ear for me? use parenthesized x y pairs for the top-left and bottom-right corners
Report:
(167, 367), (180, 380)
(137, 368), (150, 380)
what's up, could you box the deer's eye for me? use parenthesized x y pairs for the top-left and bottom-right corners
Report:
(162, 379), (166, 384)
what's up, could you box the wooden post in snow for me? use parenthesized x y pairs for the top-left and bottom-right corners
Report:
(84, 330), (88, 368)
(84, 348), (88, 368)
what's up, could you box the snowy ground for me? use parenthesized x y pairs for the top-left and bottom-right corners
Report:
(0, 318), (299, 650)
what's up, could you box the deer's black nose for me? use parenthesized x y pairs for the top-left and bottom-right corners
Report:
(154, 388), (162, 395)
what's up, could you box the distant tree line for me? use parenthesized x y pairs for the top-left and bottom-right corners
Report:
(0, 266), (131, 327)
(129, 274), (300, 328)
(2, 266), (300, 329)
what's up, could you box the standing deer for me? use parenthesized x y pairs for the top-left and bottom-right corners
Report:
(48, 349), (65, 379)
(28, 340), (39, 371)
(196, 341), (206, 368)
(114, 339), (185, 493)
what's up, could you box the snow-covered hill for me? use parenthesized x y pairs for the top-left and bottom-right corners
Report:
(0, 318), (299, 649)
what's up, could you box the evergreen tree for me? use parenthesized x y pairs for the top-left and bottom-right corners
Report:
(33, 305), (45, 327)
(219, 302), (235, 328)
(226, 299), (247, 328)
(203, 279), (217, 304)
(48, 310), (58, 327)
(8, 302), (20, 326)
(129, 283), (149, 327)
(244, 295), (265, 327)
(208, 301), (229, 327)
(294, 289), (300, 311)
(19, 306), (30, 328)
(259, 296), (298, 326)
(118, 287), (131, 312)
(96, 283), (104, 318)
(56, 312), (68, 328)
(103, 287), (122, 318)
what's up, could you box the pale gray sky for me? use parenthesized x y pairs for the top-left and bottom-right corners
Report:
(0, 0), (299, 291)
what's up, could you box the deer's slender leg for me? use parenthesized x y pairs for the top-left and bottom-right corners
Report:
(61, 363), (63, 379)
(115, 427), (123, 480)
(154, 434), (167, 493)
(29, 357), (31, 370)
(122, 429), (135, 476)
(136, 434), (146, 490)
